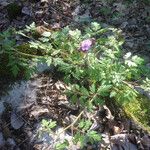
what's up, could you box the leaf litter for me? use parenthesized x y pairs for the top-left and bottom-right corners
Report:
(0, 0), (150, 149)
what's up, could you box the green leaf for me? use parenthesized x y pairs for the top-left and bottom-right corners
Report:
(90, 84), (96, 93)
(49, 122), (57, 129)
(41, 119), (57, 130)
(78, 120), (85, 129)
(73, 133), (85, 148)
(91, 22), (101, 31)
(55, 140), (69, 150)
(29, 41), (39, 49)
(42, 31), (51, 37)
(97, 85), (112, 96)
(94, 98), (104, 105)
(81, 87), (89, 96)
(69, 29), (81, 39)
(78, 119), (92, 131)
(53, 58), (64, 66)
(51, 50), (61, 56)
(11, 65), (19, 77)
(110, 90), (117, 98)
(30, 22), (36, 28)
(86, 131), (101, 144)
(71, 94), (78, 104)
(46, 57), (52, 66)
(83, 120), (92, 131)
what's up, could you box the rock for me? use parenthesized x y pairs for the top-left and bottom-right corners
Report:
(145, 91), (150, 99)
(0, 132), (5, 148)
(36, 62), (51, 74)
(124, 40), (134, 49)
(0, 1), (9, 7)
(11, 111), (24, 129)
(39, 132), (53, 144)
(101, 133), (110, 145)
(113, 3), (126, 13)
(72, 5), (80, 17)
(74, 9), (91, 23)
(6, 138), (16, 149)
(111, 134), (138, 150)
(134, 86), (150, 100)
(0, 102), (5, 118)
(146, 63), (150, 69)
(112, 143), (137, 150)
(22, 6), (32, 16)
(134, 86), (145, 95)
(0, 79), (39, 110)
(120, 22), (128, 29)
(32, 122), (74, 149)
(128, 18), (137, 25)
(141, 135), (150, 148)
(41, 0), (48, 3)
(111, 134), (128, 144)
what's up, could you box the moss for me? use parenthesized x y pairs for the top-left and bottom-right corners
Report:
(123, 96), (150, 133)
(16, 43), (38, 55)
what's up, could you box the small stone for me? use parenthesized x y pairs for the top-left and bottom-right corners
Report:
(101, 134), (110, 145)
(0, 102), (5, 118)
(0, 132), (5, 148)
(41, 0), (48, 3)
(6, 138), (16, 148)
(146, 63), (150, 69)
(0, 1), (9, 7)
(22, 6), (32, 16)
(125, 41), (134, 49)
(141, 135), (150, 148)
(11, 111), (24, 130)
(120, 22), (128, 29)
(128, 18), (137, 25)
(40, 132), (53, 144)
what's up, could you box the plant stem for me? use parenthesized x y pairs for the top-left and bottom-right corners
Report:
(55, 93), (98, 139)
(13, 49), (43, 58)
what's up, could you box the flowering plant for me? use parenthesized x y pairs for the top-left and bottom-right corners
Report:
(7, 22), (149, 149)
(79, 38), (95, 52)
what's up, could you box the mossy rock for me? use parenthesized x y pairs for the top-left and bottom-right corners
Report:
(107, 94), (150, 133)
(124, 97), (150, 133)
(123, 96), (150, 133)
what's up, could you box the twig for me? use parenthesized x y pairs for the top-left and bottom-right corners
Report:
(55, 93), (98, 139)
(122, 80), (138, 94)
(13, 49), (43, 58)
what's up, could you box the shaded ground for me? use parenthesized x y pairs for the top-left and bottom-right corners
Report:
(0, 0), (150, 149)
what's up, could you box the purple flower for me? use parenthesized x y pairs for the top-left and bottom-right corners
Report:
(80, 38), (95, 52)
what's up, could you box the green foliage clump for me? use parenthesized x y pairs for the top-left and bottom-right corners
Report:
(18, 22), (149, 148)
(1, 22), (150, 148)
(41, 119), (57, 133)
(124, 96), (150, 132)
(0, 29), (37, 78)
